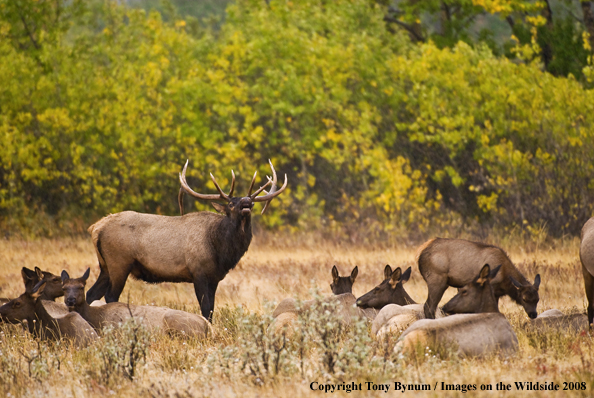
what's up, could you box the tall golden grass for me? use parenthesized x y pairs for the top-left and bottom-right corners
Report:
(0, 233), (592, 397)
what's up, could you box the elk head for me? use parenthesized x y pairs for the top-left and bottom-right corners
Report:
(510, 274), (540, 319)
(178, 160), (288, 231)
(0, 269), (46, 325)
(62, 268), (90, 310)
(21, 267), (64, 300)
(443, 264), (502, 315)
(330, 265), (358, 295)
(356, 265), (414, 309)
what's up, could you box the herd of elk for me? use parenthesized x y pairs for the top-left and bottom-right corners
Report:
(2, 157), (592, 357)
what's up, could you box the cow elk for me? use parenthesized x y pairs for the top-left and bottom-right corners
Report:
(63, 269), (212, 338)
(330, 265), (358, 295)
(580, 217), (594, 327)
(356, 265), (415, 309)
(442, 264), (502, 315)
(417, 238), (540, 319)
(0, 270), (98, 347)
(86, 160), (287, 321)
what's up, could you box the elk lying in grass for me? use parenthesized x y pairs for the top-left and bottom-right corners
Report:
(580, 217), (594, 327)
(356, 265), (415, 309)
(63, 269), (212, 338)
(371, 304), (445, 342)
(330, 265), (358, 295)
(396, 264), (518, 357)
(524, 309), (589, 333)
(270, 293), (377, 338)
(0, 270), (98, 347)
(86, 160), (287, 321)
(417, 238), (540, 319)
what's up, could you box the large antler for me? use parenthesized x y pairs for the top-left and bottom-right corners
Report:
(252, 160), (288, 214)
(179, 160), (234, 202)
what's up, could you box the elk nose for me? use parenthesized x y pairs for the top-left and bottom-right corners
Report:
(529, 312), (537, 319)
(65, 298), (76, 307)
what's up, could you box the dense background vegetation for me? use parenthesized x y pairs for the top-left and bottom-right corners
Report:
(1, 0), (593, 239)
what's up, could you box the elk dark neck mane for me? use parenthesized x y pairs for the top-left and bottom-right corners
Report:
(33, 298), (60, 337)
(211, 214), (253, 278)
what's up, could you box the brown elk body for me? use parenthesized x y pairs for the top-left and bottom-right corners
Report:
(417, 238), (540, 319)
(86, 161), (287, 320)
(356, 265), (416, 309)
(63, 269), (212, 338)
(580, 217), (594, 326)
(330, 265), (358, 295)
(0, 270), (98, 347)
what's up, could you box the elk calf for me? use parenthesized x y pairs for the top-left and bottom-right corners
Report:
(356, 265), (416, 309)
(418, 238), (540, 319)
(63, 269), (212, 338)
(580, 217), (594, 327)
(330, 265), (358, 295)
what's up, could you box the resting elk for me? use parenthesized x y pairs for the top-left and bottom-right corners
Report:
(86, 160), (287, 321)
(417, 238), (540, 319)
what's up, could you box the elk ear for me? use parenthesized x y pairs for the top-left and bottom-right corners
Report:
(509, 276), (523, 289)
(61, 270), (70, 283)
(476, 264), (491, 285)
(35, 267), (44, 280)
(400, 267), (412, 284)
(82, 268), (91, 282)
(350, 266), (358, 283)
(31, 281), (46, 299)
(332, 265), (339, 282)
(383, 264), (393, 280)
(489, 264), (502, 280)
(533, 274), (541, 290)
(389, 267), (402, 289)
(211, 203), (226, 213)
(21, 267), (36, 284)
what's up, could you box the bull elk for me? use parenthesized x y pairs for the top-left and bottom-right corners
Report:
(580, 217), (594, 327)
(417, 238), (540, 319)
(86, 160), (287, 321)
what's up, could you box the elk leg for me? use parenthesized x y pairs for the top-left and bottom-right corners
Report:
(424, 277), (448, 319)
(206, 280), (219, 322)
(104, 269), (130, 303)
(193, 278), (212, 321)
(86, 267), (111, 304)
(583, 265), (594, 327)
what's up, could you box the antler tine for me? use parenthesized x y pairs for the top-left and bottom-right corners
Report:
(247, 171), (257, 196)
(260, 159), (279, 214)
(178, 188), (185, 216)
(227, 170), (236, 197)
(249, 178), (273, 198)
(210, 173), (230, 201)
(252, 173), (288, 203)
(179, 160), (225, 201)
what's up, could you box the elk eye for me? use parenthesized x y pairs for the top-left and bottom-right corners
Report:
(461, 291), (468, 296)
(14, 302), (21, 307)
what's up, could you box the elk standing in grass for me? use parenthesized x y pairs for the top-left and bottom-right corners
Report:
(86, 160), (287, 321)
(580, 217), (594, 327)
(356, 265), (416, 309)
(417, 238), (540, 319)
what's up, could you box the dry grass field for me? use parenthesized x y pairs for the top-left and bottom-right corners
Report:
(0, 233), (593, 397)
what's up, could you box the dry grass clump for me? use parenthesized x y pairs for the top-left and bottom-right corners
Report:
(0, 234), (592, 397)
